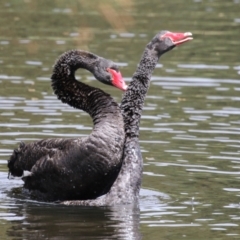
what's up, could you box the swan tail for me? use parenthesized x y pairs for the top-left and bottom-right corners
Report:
(8, 142), (27, 178)
(7, 141), (49, 179)
(8, 138), (66, 179)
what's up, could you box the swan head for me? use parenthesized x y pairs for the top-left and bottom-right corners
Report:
(93, 58), (128, 91)
(151, 31), (193, 53)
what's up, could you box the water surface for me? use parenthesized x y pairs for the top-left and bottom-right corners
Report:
(0, 0), (240, 239)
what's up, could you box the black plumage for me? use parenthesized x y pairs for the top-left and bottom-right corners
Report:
(8, 50), (126, 201)
(62, 30), (193, 206)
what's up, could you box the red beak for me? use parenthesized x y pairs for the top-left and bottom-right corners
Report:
(107, 68), (128, 91)
(161, 32), (193, 46)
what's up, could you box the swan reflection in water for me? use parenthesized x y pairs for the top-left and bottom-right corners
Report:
(3, 173), (170, 239)
(5, 199), (142, 240)
(5, 183), (169, 240)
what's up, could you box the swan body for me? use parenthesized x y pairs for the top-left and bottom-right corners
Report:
(8, 50), (127, 201)
(62, 31), (193, 206)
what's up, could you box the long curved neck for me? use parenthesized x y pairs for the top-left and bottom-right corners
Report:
(103, 43), (163, 203)
(120, 45), (161, 138)
(51, 50), (120, 126)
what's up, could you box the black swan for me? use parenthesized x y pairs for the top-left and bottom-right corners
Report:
(8, 50), (128, 201)
(62, 31), (193, 206)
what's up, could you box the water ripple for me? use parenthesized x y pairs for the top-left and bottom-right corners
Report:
(186, 169), (240, 175)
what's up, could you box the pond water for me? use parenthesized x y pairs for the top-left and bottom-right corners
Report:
(0, 0), (240, 239)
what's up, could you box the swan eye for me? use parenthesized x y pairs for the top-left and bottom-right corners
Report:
(109, 66), (119, 73)
(105, 72), (111, 81)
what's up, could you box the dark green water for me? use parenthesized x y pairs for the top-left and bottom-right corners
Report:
(0, 0), (240, 239)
